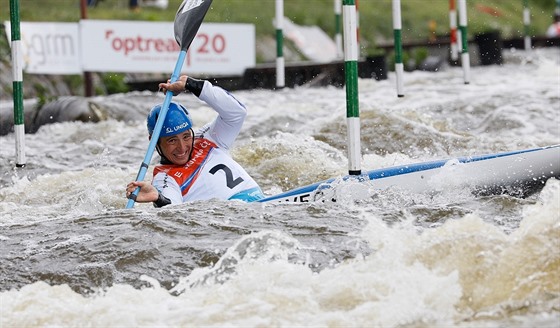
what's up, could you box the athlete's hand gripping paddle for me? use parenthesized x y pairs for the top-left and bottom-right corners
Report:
(126, 0), (213, 209)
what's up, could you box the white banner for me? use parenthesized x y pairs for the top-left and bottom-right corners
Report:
(4, 22), (81, 74)
(4, 21), (255, 76)
(81, 20), (255, 75)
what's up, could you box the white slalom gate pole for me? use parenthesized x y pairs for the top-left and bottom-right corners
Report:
(449, 0), (459, 61)
(334, 0), (343, 59)
(9, 0), (26, 168)
(392, 0), (404, 97)
(523, 0), (532, 50)
(343, 0), (361, 175)
(458, 0), (470, 84)
(275, 0), (285, 89)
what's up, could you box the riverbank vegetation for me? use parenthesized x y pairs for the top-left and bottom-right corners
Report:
(1, 0), (556, 46)
(0, 0), (557, 98)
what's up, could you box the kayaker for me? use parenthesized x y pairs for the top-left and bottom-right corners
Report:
(126, 75), (264, 207)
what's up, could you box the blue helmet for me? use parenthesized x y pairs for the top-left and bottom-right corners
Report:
(147, 102), (193, 138)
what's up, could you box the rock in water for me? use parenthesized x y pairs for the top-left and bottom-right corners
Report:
(0, 96), (108, 135)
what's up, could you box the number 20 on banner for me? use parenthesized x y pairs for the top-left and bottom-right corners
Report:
(185, 32), (226, 66)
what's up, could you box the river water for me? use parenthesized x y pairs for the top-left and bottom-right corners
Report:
(1, 48), (559, 327)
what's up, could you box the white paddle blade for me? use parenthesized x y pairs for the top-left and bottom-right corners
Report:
(174, 0), (213, 50)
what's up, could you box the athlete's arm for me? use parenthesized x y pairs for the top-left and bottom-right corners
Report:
(159, 75), (247, 150)
(126, 177), (180, 208)
(196, 80), (246, 150)
(126, 181), (159, 203)
(152, 172), (183, 206)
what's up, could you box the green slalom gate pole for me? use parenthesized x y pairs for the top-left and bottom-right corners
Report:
(449, 0), (459, 61)
(275, 0), (285, 89)
(342, 0), (361, 175)
(458, 0), (470, 84)
(523, 0), (531, 50)
(334, 0), (343, 59)
(392, 0), (404, 97)
(9, 0), (26, 168)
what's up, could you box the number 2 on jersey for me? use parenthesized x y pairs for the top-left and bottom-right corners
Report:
(209, 164), (244, 189)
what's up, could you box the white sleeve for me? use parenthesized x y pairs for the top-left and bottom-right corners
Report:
(152, 172), (183, 204)
(197, 80), (247, 150)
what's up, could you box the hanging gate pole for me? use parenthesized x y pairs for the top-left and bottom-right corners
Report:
(275, 0), (285, 89)
(9, 0), (26, 168)
(392, 0), (404, 97)
(342, 0), (361, 175)
(523, 0), (532, 50)
(449, 0), (459, 62)
(80, 0), (94, 97)
(458, 0), (470, 84)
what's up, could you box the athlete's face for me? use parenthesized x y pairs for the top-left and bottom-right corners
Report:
(159, 130), (194, 165)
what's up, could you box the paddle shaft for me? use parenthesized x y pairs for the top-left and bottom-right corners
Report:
(126, 50), (186, 209)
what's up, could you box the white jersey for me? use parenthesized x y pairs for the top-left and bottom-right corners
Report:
(151, 80), (263, 203)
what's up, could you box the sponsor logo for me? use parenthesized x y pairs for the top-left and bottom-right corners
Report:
(22, 32), (76, 66)
(164, 121), (190, 134)
(173, 121), (190, 131)
(104, 30), (179, 56)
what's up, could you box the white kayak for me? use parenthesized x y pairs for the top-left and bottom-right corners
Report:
(258, 145), (560, 203)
